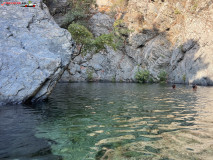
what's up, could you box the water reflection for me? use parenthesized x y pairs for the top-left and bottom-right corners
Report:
(35, 83), (213, 160)
(0, 105), (61, 160)
(1, 83), (213, 160)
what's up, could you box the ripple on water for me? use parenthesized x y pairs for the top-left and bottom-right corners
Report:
(1, 83), (213, 160)
(35, 84), (213, 160)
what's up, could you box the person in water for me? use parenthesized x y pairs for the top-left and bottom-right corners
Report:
(172, 84), (176, 89)
(192, 84), (197, 90)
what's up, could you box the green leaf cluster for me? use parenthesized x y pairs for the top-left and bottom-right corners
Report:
(86, 69), (93, 81)
(158, 70), (167, 83)
(62, 10), (87, 28)
(68, 23), (93, 44)
(174, 8), (181, 14)
(93, 33), (117, 52)
(62, 0), (96, 28)
(182, 74), (186, 83)
(135, 69), (150, 83)
(112, 19), (133, 49)
(114, 19), (133, 35)
(68, 23), (117, 54)
(113, 19), (125, 28)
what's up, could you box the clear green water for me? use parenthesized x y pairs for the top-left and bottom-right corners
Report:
(1, 83), (213, 160)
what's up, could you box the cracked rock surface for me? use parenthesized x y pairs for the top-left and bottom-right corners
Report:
(61, 0), (213, 85)
(0, 1), (75, 105)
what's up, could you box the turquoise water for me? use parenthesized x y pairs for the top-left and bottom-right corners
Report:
(1, 83), (213, 160)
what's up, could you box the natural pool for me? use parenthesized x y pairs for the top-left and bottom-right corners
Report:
(1, 83), (213, 160)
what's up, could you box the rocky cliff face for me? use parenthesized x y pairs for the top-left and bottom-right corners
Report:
(49, 0), (213, 85)
(0, 1), (75, 105)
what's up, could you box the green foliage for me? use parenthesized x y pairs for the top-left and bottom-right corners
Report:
(158, 70), (167, 83)
(65, 1), (131, 54)
(65, 1), (132, 54)
(112, 75), (116, 82)
(113, 19), (125, 28)
(182, 74), (186, 83)
(93, 34), (117, 52)
(135, 69), (150, 83)
(62, 10), (87, 28)
(68, 23), (117, 54)
(86, 69), (93, 81)
(68, 23), (93, 45)
(112, 19), (133, 49)
(149, 77), (154, 83)
(191, 0), (199, 12)
(119, 79), (123, 83)
(174, 8), (181, 14)
(113, 19), (132, 36)
(61, 0), (96, 28)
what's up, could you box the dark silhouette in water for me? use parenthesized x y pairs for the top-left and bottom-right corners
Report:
(192, 84), (197, 90)
(172, 84), (176, 89)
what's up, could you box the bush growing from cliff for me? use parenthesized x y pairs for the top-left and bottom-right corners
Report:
(112, 19), (133, 49)
(158, 70), (167, 83)
(64, 0), (131, 53)
(62, 10), (87, 28)
(93, 33), (117, 52)
(86, 69), (94, 81)
(68, 23), (93, 44)
(68, 23), (93, 54)
(135, 69), (150, 83)
(182, 74), (186, 83)
(113, 19), (133, 36)
(191, 0), (199, 12)
(112, 75), (116, 82)
(62, 0), (96, 28)
(68, 23), (117, 55)
(174, 8), (181, 14)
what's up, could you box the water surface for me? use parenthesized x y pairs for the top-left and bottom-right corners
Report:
(1, 83), (213, 160)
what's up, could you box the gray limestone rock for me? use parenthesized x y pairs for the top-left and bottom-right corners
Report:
(58, 0), (213, 86)
(89, 13), (114, 37)
(0, 2), (75, 105)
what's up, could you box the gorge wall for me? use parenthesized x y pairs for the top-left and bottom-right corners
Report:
(49, 0), (213, 85)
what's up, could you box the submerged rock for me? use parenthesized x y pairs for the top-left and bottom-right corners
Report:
(0, 1), (75, 105)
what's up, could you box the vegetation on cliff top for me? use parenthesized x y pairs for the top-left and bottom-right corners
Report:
(64, 0), (123, 56)
(64, 0), (133, 56)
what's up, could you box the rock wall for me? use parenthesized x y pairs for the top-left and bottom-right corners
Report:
(49, 0), (213, 85)
(43, 0), (70, 26)
(0, 1), (75, 105)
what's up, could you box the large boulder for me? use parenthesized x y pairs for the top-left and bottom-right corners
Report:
(0, 1), (75, 105)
